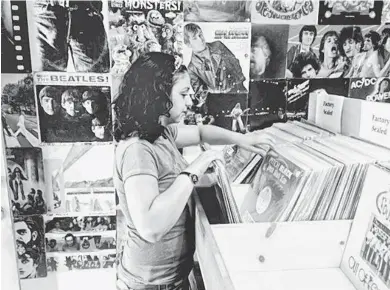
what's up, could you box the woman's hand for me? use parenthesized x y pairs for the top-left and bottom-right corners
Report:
(236, 131), (275, 154)
(185, 150), (225, 177)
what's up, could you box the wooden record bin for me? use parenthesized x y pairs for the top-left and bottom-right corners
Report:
(184, 146), (356, 290)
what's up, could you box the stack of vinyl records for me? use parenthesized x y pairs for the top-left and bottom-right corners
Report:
(218, 121), (390, 224)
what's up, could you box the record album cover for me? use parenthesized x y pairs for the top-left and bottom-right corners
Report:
(1, 0), (31, 73)
(46, 253), (116, 273)
(108, 0), (183, 77)
(1, 74), (39, 148)
(34, 72), (112, 143)
(250, 0), (319, 24)
(182, 22), (250, 96)
(250, 24), (289, 80)
(318, 0), (383, 25)
(5, 148), (47, 217)
(184, 0), (250, 22)
(349, 77), (390, 103)
(26, 0), (110, 73)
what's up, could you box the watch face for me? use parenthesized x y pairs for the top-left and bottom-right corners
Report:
(191, 174), (199, 184)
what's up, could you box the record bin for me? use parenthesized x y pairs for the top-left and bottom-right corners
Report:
(183, 146), (355, 290)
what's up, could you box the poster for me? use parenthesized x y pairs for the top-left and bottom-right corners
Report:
(1, 0), (31, 73)
(184, 0), (250, 22)
(182, 22), (250, 96)
(318, 0), (383, 25)
(250, 24), (289, 80)
(5, 148), (47, 217)
(286, 24), (388, 79)
(250, 0), (319, 24)
(34, 72), (112, 143)
(349, 77), (390, 103)
(1, 74), (39, 148)
(41, 144), (115, 215)
(26, 0), (110, 72)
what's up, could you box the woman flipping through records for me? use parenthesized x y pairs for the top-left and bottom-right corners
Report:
(113, 52), (273, 290)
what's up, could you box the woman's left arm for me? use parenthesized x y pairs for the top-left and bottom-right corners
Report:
(175, 124), (273, 153)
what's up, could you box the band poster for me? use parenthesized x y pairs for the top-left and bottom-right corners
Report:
(349, 77), (390, 103)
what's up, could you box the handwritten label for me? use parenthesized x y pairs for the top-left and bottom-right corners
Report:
(359, 102), (390, 148)
(315, 91), (344, 133)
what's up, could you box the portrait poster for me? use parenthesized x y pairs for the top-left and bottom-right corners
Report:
(34, 72), (112, 143)
(349, 77), (390, 103)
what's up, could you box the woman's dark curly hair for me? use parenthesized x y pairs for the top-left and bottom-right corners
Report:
(112, 52), (187, 143)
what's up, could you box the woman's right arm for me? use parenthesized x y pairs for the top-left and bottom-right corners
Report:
(123, 149), (224, 243)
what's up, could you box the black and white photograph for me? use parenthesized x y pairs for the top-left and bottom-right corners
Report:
(250, 0), (319, 24)
(184, 0), (250, 22)
(318, 0), (384, 25)
(14, 215), (47, 279)
(45, 215), (116, 234)
(349, 77), (390, 103)
(41, 144), (115, 215)
(248, 79), (287, 131)
(360, 216), (390, 286)
(286, 78), (350, 120)
(45, 233), (116, 253)
(250, 24), (289, 80)
(34, 72), (112, 143)
(1, 0), (32, 73)
(205, 93), (249, 132)
(108, 0), (183, 77)
(2, 74), (39, 148)
(286, 25), (390, 79)
(46, 253), (116, 272)
(6, 148), (47, 216)
(26, 0), (110, 73)
(182, 22), (250, 96)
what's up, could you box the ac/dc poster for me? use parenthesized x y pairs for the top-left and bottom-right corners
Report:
(250, 24), (289, 80)
(205, 93), (249, 133)
(108, 0), (183, 77)
(287, 78), (350, 120)
(1, 74), (39, 148)
(1, 0), (31, 73)
(318, 1), (384, 25)
(6, 148), (47, 217)
(184, 0), (250, 22)
(34, 72), (112, 143)
(250, 0), (319, 24)
(26, 0), (110, 73)
(14, 215), (47, 279)
(248, 79), (287, 131)
(349, 77), (390, 103)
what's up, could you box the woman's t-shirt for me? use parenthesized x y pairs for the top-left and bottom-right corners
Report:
(113, 125), (195, 287)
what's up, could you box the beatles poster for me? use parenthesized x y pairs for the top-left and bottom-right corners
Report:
(184, 0), (250, 22)
(250, 24), (289, 80)
(318, 0), (383, 25)
(1, 0), (31, 73)
(2, 74), (39, 148)
(182, 22), (251, 96)
(34, 72), (112, 143)
(26, 0), (110, 73)
(349, 77), (390, 103)
(6, 147), (47, 217)
(250, 0), (319, 24)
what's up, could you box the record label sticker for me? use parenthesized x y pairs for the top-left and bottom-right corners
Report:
(314, 90), (345, 133)
(359, 102), (390, 148)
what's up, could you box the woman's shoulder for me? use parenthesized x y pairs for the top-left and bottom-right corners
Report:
(116, 137), (155, 159)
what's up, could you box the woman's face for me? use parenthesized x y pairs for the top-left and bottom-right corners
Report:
(385, 38), (390, 53)
(322, 35), (339, 58)
(167, 72), (194, 124)
(18, 254), (36, 279)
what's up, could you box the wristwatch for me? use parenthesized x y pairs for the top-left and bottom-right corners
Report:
(180, 171), (199, 185)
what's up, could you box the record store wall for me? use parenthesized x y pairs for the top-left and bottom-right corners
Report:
(1, 1), (390, 290)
